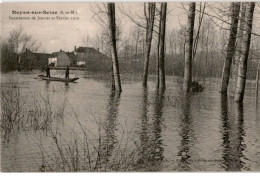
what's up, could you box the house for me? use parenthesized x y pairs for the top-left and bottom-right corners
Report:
(48, 50), (71, 67)
(73, 46), (106, 66)
(67, 52), (77, 66)
(20, 49), (52, 70)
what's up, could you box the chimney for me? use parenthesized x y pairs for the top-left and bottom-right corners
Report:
(60, 49), (62, 52)
(74, 46), (76, 52)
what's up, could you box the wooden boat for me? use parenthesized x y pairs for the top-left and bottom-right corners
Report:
(38, 75), (79, 82)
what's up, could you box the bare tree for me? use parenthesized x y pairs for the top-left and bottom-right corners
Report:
(107, 3), (122, 92)
(234, 2), (255, 102)
(82, 33), (91, 47)
(156, 5), (162, 89)
(7, 26), (41, 53)
(192, 2), (206, 61)
(134, 26), (141, 54)
(1, 27), (41, 71)
(256, 59), (260, 97)
(143, 2), (156, 87)
(91, 3), (123, 56)
(158, 2), (167, 91)
(220, 2), (240, 93)
(183, 2), (196, 93)
(233, 3), (246, 91)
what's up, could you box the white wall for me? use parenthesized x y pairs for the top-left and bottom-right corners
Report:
(48, 57), (57, 66)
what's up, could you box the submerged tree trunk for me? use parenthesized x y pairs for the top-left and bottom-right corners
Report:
(233, 3), (246, 92)
(158, 2), (167, 91)
(108, 3), (122, 92)
(220, 2), (240, 93)
(234, 2), (255, 102)
(143, 3), (156, 87)
(183, 2), (196, 93)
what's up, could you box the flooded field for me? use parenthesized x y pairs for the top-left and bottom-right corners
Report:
(1, 70), (260, 171)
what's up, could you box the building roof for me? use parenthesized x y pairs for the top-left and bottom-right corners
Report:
(51, 51), (76, 61)
(21, 49), (51, 57)
(68, 52), (76, 60)
(76, 47), (101, 54)
(52, 51), (65, 57)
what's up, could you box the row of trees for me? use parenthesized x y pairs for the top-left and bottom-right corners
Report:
(1, 2), (258, 103)
(1, 27), (41, 71)
(219, 2), (255, 102)
(106, 2), (168, 92)
(105, 2), (258, 102)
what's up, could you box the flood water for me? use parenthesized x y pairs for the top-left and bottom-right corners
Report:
(1, 70), (260, 172)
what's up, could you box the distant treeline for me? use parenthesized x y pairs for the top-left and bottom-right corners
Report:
(117, 52), (258, 80)
(1, 43), (20, 72)
(1, 48), (258, 80)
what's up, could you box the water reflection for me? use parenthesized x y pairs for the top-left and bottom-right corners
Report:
(65, 82), (69, 91)
(220, 93), (246, 171)
(256, 96), (259, 123)
(177, 94), (193, 171)
(150, 89), (165, 169)
(2, 72), (260, 171)
(45, 81), (50, 89)
(137, 88), (165, 171)
(137, 87), (149, 167)
(100, 91), (121, 170)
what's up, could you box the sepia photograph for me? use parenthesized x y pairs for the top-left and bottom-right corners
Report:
(0, 1), (260, 172)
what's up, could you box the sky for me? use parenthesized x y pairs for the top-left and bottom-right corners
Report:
(0, 2), (189, 53)
(1, 3), (103, 53)
(1, 2), (260, 54)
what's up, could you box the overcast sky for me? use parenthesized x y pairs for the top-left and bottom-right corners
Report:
(1, 2), (190, 53)
(1, 2), (259, 53)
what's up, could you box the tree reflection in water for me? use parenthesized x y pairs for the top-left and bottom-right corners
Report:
(176, 94), (194, 171)
(220, 93), (247, 171)
(96, 91), (121, 171)
(137, 88), (165, 171)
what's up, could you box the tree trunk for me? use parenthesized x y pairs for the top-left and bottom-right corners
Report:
(108, 3), (122, 92)
(256, 59), (260, 96)
(233, 3), (246, 93)
(220, 2), (240, 93)
(111, 65), (115, 91)
(135, 27), (140, 54)
(156, 8), (161, 89)
(143, 3), (156, 87)
(183, 2), (196, 92)
(234, 2), (255, 102)
(158, 2), (167, 91)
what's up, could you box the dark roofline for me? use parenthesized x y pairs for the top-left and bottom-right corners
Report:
(23, 49), (51, 56)
(52, 51), (67, 56)
(75, 47), (102, 54)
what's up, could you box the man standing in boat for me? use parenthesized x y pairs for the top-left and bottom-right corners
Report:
(46, 64), (51, 77)
(65, 65), (69, 78)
